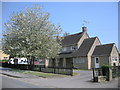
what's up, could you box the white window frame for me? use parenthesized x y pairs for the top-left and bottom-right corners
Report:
(94, 57), (100, 68)
(112, 56), (118, 62)
(63, 47), (67, 51)
(114, 57), (118, 61)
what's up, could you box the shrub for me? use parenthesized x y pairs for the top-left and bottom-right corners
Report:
(0, 60), (9, 63)
(101, 64), (112, 81)
(102, 64), (112, 68)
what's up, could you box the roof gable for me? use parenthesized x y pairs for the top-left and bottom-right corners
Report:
(72, 37), (97, 57)
(110, 44), (119, 56)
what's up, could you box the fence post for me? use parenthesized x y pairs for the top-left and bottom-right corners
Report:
(39, 65), (41, 72)
(92, 68), (95, 81)
(53, 59), (56, 74)
(108, 68), (112, 81)
(54, 66), (55, 74)
(70, 68), (73, 76)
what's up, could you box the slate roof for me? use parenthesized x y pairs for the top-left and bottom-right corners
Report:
(92, 43), (114, 56)
(62, 32), (83, 46)
(59, 52), (73, 58)
(72, 37), (97, 57)
(59, 37), (97, 58)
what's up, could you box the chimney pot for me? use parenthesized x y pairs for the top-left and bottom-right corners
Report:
(82, 26), (87, 33)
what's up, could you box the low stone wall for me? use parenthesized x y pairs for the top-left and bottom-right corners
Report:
(94, 76), (106, 82)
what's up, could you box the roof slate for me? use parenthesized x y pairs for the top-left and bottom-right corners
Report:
(59, 37), (97, 58)
(59, 52), (73, 58)
(92, 43), (114, 56)
(62, 32), (83, 46)
(72, 37), (97, 57)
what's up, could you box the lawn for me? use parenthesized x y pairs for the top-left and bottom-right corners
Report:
(74, 69), (92, 71)
(10, 69), (78, 78)
(23, 71), (69, 78)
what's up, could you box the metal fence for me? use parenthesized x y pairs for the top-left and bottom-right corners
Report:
(1, 63), (73, 76)
(40, 67), (73, 75)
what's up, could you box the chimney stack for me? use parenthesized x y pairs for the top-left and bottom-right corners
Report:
(82, 26), (87, 33)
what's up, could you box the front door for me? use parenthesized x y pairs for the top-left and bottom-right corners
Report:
(95, 57), (99, 68)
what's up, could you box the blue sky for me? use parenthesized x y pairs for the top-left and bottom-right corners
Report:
(2, 2), (119, 50)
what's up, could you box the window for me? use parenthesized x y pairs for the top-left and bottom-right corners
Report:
(95, 57), (99, 63)
(80, 58), (85, 63)
(115, 57), (118, 61)
(112, 57), (114, 61)
(112, 56), (118, 62)
(74, 58), (84, 63)
(71, 46), (77, 51)
(4, 57), (8, 60)
(63, 47), (67, 51)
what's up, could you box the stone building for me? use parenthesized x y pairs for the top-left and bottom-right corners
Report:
(0, 50), (9, 60)
(91, 43), (119, 68)
(48, 27), (119, 69)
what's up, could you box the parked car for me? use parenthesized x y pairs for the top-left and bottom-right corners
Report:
(8, 58), (14, 64)
(18, 58), (28, 64)
(8, 57), (28, 64)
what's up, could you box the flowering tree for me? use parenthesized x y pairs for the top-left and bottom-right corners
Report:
(2, 5), (62, 62)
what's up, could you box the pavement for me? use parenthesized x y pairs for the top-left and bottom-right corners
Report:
(0, 67), (40, 78)
(2, 75), (42, 88)
(0, 67), (119, 88)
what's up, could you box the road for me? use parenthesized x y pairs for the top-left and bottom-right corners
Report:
(0, 67), (119, 88)
(2, 75), (41, 88)
(0, 67), (45, 88)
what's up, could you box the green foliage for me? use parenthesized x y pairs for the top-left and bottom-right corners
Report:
(10, 69), (78, 78)
(102, 64), (112, 68)
(23, 71), (68, 78)
(2, 5), (62, 59)
(102, 64), (112, 81)
(0, 60), (9, 63)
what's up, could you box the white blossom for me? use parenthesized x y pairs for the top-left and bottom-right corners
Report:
(2, 5), (62, 59)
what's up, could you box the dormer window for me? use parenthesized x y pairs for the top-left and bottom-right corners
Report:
(63, 47), (67, 51)
(71, 46), (77, 51)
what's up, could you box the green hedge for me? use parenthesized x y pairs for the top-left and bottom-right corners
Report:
(0, 60), (9, 63)
(102, 64), (112, 68)
(101, 64), (112, 81)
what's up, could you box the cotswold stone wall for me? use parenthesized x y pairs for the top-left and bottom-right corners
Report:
(73, 57), (88, 69)
(91, 56), (109, 68)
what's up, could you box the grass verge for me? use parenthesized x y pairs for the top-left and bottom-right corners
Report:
(0, 60), (9, 63)
(23, 71), (69, 78)
(74, 69), (92, 71)
(10, 68), (79, 78)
